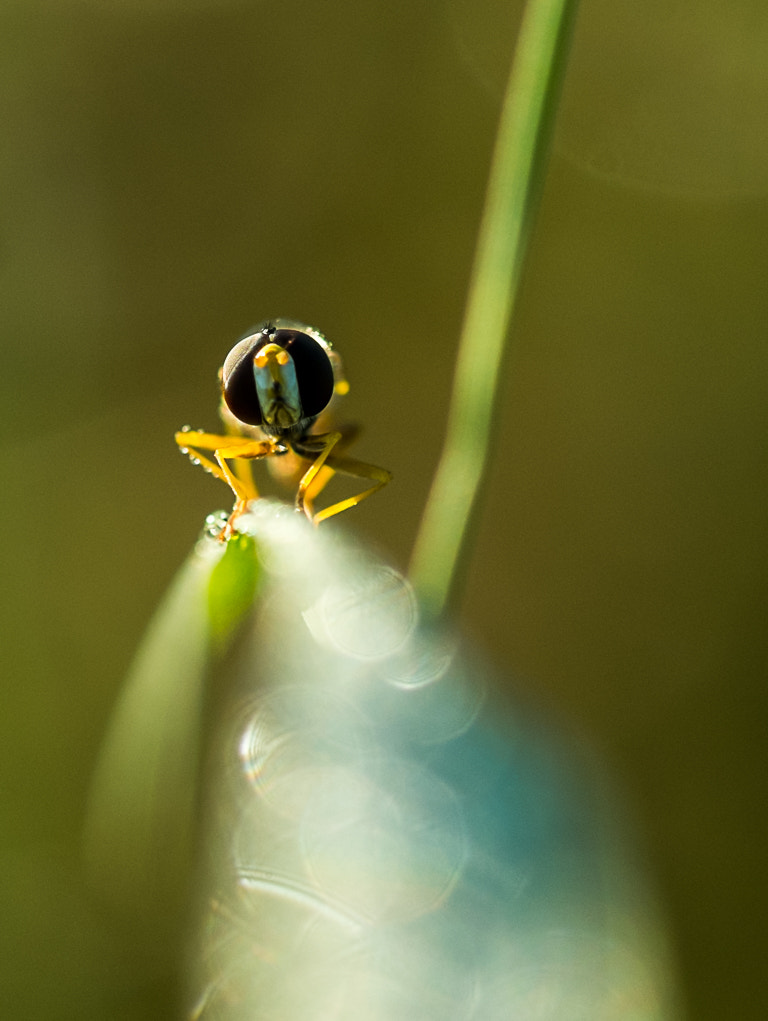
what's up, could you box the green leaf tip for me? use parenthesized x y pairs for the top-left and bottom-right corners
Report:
(207, 531), (261, 650)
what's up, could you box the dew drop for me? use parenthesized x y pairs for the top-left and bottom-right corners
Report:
(180, 447), (189, 455)
(203, 510), (229, 539)
(180, 424), (191, 432)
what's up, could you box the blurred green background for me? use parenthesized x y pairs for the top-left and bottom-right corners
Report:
(2, 0), (767, 1017)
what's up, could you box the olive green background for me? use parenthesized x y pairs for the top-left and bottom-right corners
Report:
(2, 1), (767, 1018)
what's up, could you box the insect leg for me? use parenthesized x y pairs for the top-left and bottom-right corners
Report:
(311, 453), (392, 525)
(295, 432), (343, 522)
(295, 431), (391, 525)
(297, 424), (361, 514)
(175, 430), (278, 504)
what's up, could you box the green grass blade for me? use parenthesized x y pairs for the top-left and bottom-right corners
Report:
(408, 0), (578, 620)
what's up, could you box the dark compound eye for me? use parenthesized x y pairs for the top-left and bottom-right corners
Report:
(221, 322), (336, 427)
(221, 333), (265, 425)
(275, 328), (335, 416)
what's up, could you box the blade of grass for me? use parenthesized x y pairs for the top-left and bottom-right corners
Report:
(408, 0), (578, 621)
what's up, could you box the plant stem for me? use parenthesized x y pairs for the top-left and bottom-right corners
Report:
(408, 0), (578, 621)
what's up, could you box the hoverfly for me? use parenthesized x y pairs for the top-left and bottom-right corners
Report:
(176, 320), (391, 535)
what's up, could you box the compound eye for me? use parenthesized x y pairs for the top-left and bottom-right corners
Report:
(221, 334), (265, 426)
(273, 328), (335, 418)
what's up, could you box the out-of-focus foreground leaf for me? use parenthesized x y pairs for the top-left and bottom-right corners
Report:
(86, 496), (681, 1016)
(83, 530), (225, 946)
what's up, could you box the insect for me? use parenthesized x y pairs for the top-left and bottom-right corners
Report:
(176, 319), (391, 535)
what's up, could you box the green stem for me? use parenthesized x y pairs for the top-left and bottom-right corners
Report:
(408, 0), (578, 620)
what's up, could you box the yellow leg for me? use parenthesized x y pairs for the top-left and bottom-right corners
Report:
(215, 400), (262, 498)
(311, 453), (391, 524)
(294, 431), (391, 525)
(175, 430), (282, 536)
(293, 423), (360, 514)
(295, 432), (343, 521)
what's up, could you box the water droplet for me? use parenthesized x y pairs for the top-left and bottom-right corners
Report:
(180, 447), (189, 455)
(191, 457), (200, 466)
(203, 510), (229, 539)
(180, 424), (191, 432)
